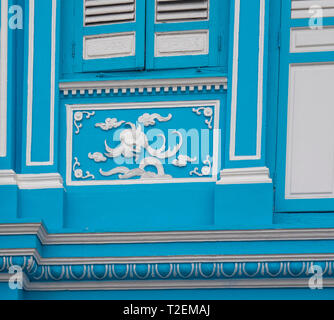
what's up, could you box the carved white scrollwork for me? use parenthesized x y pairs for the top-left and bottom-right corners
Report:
(138, 113), (172, 127)
(190, 155), (212, 177)
(73, 157), (95, 180)
(100, 157), (172, 180)
(104, 123), (183, 161)
(70, 106), (217, 184)
(88, 152), (107, 163)
(192, 107), (213, 129)
(172, 155), (197, 168)
(95, 118), (125, 131)
(74, 111), (95, 134)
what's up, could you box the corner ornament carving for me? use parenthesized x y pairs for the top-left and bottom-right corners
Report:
(74, 111), (95, 134)
(192, 107), (214, 129)
(190, 155), (212, 177)
(73, 157), (95, 180)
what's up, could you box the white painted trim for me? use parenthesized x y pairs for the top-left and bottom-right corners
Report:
(217, 167), (272, 185)
(0, 170), (17, 186)
(7, 278), (334, 291)
(229, 0), (266, 161)
(59, 77), (228, 95)
(0, 0), (8, 157)
(26, 0), (56, 166)
(3, 223), (334, 244)
(66, 100), (220, 186)
(16, 173), (63, 190)
(0, 271), (331, 290)
(0, 172), (63, 189)
(2, 248), (334, 265)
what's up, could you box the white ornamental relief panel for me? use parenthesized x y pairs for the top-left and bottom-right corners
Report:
(66, 101), (220, 186)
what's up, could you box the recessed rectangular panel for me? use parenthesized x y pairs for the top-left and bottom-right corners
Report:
(83, 32), (136, 60)
(285, 64), (334, 199)
(290, 27), (334, 53)
(66, 101), (220, 186)
(154, 30), (209, 57)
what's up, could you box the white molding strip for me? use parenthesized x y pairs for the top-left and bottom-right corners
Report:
(16, 173), (63, 190)
(59, 77), (228, 96)
(2, 248), (334, 265)
(1, 272), (332, 291)
(229, 0), (266, 161)
(0, 171), (63, 189)
(0, 170), (17, 186)
(26, 0), (56, 166)
(217, 167), (272, 185)
(0, 0), (8, 157)
(3, 223), (334, 244)
(10, 278), (334, 291)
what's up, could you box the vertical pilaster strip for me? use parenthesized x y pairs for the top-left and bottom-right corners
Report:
(0, 0), (8, 157)
(228, 0), (267, 162)
(25, 0), (56, 167)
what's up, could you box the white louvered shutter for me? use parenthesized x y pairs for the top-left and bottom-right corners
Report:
(146, 0), (226, 70)
(84, 0), (136, 25)
(156, 0), (209, 22)
(73, 0), (145, 72)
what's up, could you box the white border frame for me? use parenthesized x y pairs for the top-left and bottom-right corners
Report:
(26, 0), (56, 166)
(0, 0), (8, 157)
(66, 100), (220, 186)
(229, 0), (266, 161)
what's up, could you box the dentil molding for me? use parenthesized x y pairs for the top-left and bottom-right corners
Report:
(59, 77), (228, 96)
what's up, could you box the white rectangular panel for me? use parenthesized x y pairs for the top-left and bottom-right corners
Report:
(290, 27), (334, 53)
(154, 30), (209, 57)
(286, 63), (334, 199)
(83, 32), (136, 60)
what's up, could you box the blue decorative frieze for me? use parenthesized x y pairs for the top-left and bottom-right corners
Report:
(0, 255), (332, 283)
(66, 101), (221, 186)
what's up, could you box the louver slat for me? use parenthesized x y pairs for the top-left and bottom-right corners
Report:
(156, 0), (209, 23)
(85, 0), (136, 26)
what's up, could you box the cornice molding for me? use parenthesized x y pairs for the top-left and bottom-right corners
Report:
(16, 173), (63, 190)
(0, 171), (63, 189)
(217, 167), (272, 185)
(0, 272), (331, 291)
(2, 223), (334, 244)
(1, 248), (334, 265)
(59, 77), (228, 96)
(0, 170), (16, 186)
(16, 278), (334, 291)
(0, 250), (333, 290)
